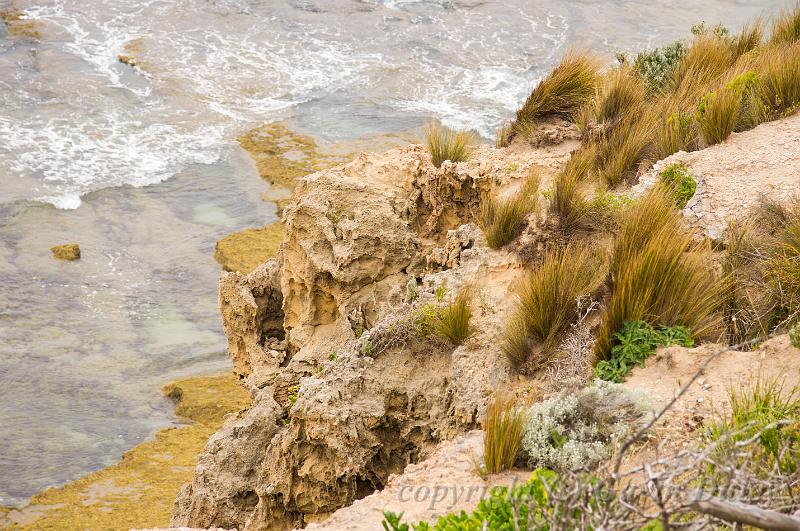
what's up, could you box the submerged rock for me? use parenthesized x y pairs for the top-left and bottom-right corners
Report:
(50, 243), (81, 261)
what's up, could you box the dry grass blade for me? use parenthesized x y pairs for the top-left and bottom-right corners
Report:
(671, 35), (735, 107)
(480, 172), (539, 249)
(582, 68), (647, 137)
(733, 19), (763, 56)
(483, 392), (527, 474)
(756, 43), (800, 119)
(425, 122), (476, 168)
(594, 109), (656, 187)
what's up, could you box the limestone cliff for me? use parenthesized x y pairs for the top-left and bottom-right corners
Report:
(171, 136), (574, 530)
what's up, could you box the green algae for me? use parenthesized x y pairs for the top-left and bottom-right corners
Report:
(0, 375), (250, 531)
(213, 222), (285, 274)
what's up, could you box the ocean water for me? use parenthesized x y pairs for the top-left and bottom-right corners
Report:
(0, 0), (792, 506)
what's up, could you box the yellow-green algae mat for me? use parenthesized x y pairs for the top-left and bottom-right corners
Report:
(0, 375), (250, 530)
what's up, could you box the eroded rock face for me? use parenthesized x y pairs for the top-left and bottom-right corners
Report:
(219, 259), (285, 383)
(174, 140), (572, 530)
(172, 389), (282, 530)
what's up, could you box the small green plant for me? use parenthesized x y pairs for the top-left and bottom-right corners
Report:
(479, 173), (539, 249)
(483, 392), (527, 474)
(424, 122), (476, 168)
(505, 162), (519, 173)
(435, 287), (473, 345)
(708, 377), (800, 473)
(361, 341), (374, 356)
(434, 282), (447, 302)
(659, 163), (697, 208)
(595, 321), (693, 383)
(381, 470), (556, 530)
(287, 385), (300, 405)
(405, 277), (418, 303)
(691, 21), (729, 38)
(328, 352), (337, 361)
(791, 322), (800, 348)
(633, 40), (685, 91)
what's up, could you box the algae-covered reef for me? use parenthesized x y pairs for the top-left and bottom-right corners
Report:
(174, 7), (800, 530)
(0, 375), (249, 530)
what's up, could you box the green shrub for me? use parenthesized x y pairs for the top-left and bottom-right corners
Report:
(512, 53), (600, 138)
(435, 287), (473, 345)
(633, 40), (685, 91)
(595, 321), (693, 383)
(480, 174), (539, 249)
(521, 380), (651, 469)
(381, 470), (556, 531)
(708, 378), (800, 473)
(659, 163), (697, 208)
(483, 393), (527, 474)
(425, 122), (476, 168)
(504, 243), (607, 367)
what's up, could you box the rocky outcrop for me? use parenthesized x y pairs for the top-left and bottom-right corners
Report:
(50, 243), (81, 261)
(173, 139), (574, 530)
(635, 113), (800, 241)
(172, 389), (282, 530)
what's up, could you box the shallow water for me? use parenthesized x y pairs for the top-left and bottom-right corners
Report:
(0, 0), (792, 507)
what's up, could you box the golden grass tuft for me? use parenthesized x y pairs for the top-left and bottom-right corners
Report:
(548, 148), (595, 233)
(585, 68), (647, 134)
(480, 172), (539, 249)
(770, 6), (800, 45)
(435, 286), (473, 345)
(483, 392), (527, 474)
(596, 186), (724, 358)
(594, 109), (656, 187)
(671, 35), (736, 107)
(756, 43), (800, 119)
(655, 109), (697, 159)
(732, 20), (764, 57)
(697, 87), (742, 145)
(425, 122), (477, 168)
(504, 243), (607, 366)
(512, 52), (600, 136)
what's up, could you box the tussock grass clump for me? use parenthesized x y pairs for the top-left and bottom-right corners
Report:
(435, 286), (473, 345)
(504, 243), (606, 367)
(548, 149), (595, 233)
(594, 110), (656, 187)
(424, 122), (476, 168)
(765, 207), (800, 316)
(483, 392), (527, 474)
(770, 6), (800, 45)
(671, 35), (735, 103)
(756, 43), (800, 119)
(512, 53), (600, 137)
(480, 173), (539, 249)
(656, 110), (696, 159)
(696, 88), (742, 145)
(709, 377), (800, 472)
(597, 187), (724, 359)
(584, 68), (647, 134)
(732, 20), (763, 57)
